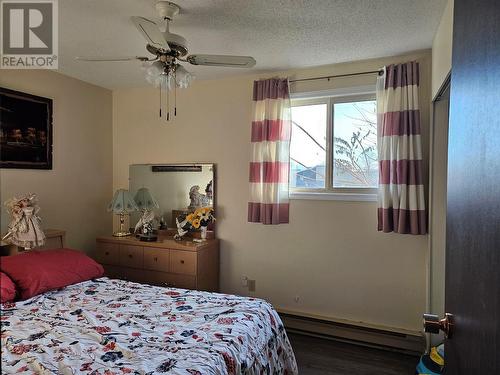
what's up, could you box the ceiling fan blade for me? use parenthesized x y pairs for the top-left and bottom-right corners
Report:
(76, 56), (151, 62)
(186, 54), (256, 68)
(131, 16), (170, 52)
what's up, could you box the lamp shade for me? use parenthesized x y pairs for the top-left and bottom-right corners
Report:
(134, 188), (160, 211)
(107, 189), (138, 213)
(175, 64), (194, 89)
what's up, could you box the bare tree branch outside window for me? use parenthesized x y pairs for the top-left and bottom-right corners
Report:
(290, 100), (377, 189)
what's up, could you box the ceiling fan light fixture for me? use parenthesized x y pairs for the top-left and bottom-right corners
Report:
(76, 1), (256, 123)
(143, 61), (193, 90)
(175, 64), (194, 89)
(146, 60), (165, 76)
(163, 73), (174, 90)
(144, 71), (173, 89)
(145, 73), (160, 87)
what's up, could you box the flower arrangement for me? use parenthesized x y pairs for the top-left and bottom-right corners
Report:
(174, 207), (215, 241)
(186, 207), (215, 229)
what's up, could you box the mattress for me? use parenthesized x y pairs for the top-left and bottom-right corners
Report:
(0, 278), (297, 374)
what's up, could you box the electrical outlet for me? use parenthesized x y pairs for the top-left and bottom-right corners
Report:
(247, 279), (256, 292)
(241, 276), (248, 287)
(294, 295), (300, 303)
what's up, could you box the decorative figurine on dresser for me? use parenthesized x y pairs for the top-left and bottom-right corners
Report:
(134, 187), (159, 242)
(96, 163), (219, 292)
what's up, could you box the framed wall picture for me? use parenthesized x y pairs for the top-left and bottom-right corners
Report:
(0, 87), (53, 169)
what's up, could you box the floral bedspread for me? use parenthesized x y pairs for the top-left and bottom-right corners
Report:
(1, 278), (297, 374)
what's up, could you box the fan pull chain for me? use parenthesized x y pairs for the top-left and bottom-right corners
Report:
(166, 77), (170, 122)
(174, 71), (177, 117)
(159, 79), (162, 118)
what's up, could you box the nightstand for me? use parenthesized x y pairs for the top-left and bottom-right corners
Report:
(0, 229), (66, 256)
(93, 235), (219, 292)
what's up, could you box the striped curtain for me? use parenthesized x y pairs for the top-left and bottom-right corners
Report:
(377, 62), (426, 234)
(248, 78), (291, 225)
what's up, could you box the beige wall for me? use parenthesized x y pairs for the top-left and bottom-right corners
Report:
(432, 0), (454, 98)
(113, 50), (431, 332)
(0, 70), (113, 251)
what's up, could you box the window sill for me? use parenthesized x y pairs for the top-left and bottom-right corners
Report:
(289, 191), (378, 202)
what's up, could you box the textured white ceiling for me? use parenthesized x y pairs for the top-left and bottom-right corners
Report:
(58, 0), (447, 89)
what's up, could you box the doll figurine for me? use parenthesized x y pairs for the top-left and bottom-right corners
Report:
(2, 194), (45, 249)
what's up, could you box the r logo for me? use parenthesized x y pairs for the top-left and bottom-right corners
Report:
(0, 0), (58, 69)
(2, 2), (53, 54)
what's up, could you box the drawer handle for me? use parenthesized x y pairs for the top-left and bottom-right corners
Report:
(105, 251), (109, 256)
(128, 254), (133, 259)
(180, 260), (185, 264)
(154, 257), (158, 262)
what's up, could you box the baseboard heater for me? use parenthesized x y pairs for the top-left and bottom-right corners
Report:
(278, 309), (424, 355)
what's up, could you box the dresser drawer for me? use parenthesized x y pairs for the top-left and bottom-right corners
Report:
(144, 248), (169, 272)
(94, 236), (219, 292)
(170, 250), (196, 275)
(95, 242), (120, 265)
(119, 245), (143, 268)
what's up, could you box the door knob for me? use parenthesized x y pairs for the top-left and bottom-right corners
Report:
(423, 313), (455, 338)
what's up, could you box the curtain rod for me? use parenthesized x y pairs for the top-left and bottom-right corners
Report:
(289, 69), (384, 83)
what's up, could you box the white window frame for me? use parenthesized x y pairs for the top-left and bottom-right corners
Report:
(289, 86), (378, 202)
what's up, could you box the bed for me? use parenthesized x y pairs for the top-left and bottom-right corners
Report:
(1, 277), (298, 374)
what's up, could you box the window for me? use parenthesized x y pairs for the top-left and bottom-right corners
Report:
(290, 92), (377, 199)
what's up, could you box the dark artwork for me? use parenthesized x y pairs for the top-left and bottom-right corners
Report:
(0, 87), (53, 169)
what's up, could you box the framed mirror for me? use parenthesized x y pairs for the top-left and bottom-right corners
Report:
(129, 163), (216, 232)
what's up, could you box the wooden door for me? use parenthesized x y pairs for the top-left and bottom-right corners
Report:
(445, 0), (500, 373)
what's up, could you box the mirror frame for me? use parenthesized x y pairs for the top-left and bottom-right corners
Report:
(128, 162), (217, 234)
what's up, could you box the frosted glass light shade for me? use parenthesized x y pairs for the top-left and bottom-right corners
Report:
(175, 64), (194, 88)
(147, 61), (164, 76)
(143, 62), (194, 89)
(107, 189), (138, 213)
(134, 188), (160, 211)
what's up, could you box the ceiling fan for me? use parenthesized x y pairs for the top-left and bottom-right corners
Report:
(76, 1), (256, 121)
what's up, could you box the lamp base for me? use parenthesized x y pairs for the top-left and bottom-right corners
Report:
(139, 234), (158, 242)
(113, 212), (131, 237)
(113, 231), (132, 237)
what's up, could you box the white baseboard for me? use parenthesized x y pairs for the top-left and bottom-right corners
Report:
(278, 309), (424, 355)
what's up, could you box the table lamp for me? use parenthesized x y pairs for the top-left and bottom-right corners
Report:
(134, 187), (160, 212)
(107, 189), (138, 237)
(134, 187), (160, 241)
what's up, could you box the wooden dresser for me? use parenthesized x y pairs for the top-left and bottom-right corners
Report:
(93, 235), (219, 292)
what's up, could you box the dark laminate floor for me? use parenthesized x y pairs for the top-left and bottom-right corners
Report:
(288, 333), (419, 375)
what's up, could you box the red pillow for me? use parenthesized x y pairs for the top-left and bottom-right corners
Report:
(0, 248), (104, 300)
(0, 272), (16, 302)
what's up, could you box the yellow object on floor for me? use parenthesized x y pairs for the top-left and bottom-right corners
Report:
(430, 347), (444, 366)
